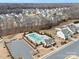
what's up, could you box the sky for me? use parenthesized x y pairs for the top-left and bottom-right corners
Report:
(0, 0), (79, 3)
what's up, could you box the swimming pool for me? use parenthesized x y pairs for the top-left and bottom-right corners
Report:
(26, 32), (45, 44)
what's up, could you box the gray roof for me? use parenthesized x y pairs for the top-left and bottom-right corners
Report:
(6, 40), (33, 59)
(41, 35), (55, 46)
(46, 40), (79, 59)
(67, 24), (77, 33)
(62, 28), (71, 39)
(44, 38), (54, 45)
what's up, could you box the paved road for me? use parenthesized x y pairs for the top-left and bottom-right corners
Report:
(46, 40), (79, 59)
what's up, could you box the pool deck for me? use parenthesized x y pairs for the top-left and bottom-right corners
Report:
(26, 32), (45, 44)
(0, 19), (79, 59)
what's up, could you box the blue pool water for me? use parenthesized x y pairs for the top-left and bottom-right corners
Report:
(26, 32), (45, 44)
